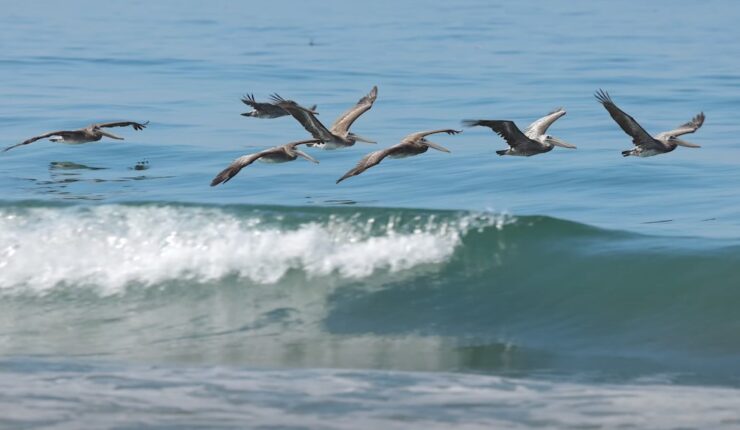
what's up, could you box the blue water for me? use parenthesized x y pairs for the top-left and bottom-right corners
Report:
(2, 1), (740, 428)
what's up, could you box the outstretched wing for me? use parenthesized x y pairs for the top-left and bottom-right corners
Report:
(4, 130), (75, 152)
(336, 146), (394, 184)
(96, 121), (149, 131)
(241, 94), (288, 116)
(271, 94), (334, 141)
(594, 89), (655, 147)
(524, 107), (565, 138)
(284, 139), (323, 149)
(330, 86), (378, 134)
(401, 129), (461, 144)
(463, 119), (529, 148)
(656, 112), (705, 139)
(210, 151), (268, 186)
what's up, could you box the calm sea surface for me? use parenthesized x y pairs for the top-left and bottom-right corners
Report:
(1, 1), (740, 428)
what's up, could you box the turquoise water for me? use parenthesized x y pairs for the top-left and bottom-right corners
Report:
(2, 1), (740, 428)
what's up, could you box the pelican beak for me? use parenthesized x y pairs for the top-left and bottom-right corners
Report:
(295, 149), (319, 164)
(673, 138), (701, 148)
(425, 141), (451, 153)
(241, 112), (254, 117)
(100, 131), (124, 140)
(351, 134), (376, 144)
(547, 137), (576, 149)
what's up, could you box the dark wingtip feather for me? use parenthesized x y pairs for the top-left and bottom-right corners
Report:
(209, 174), (227, 187)
(131, 121), (146, 131)
(336, 169), (358, 184)
(269, 93), (287, 104)
(696, 112), (706, 126)
(594, 88), (613, 105)
(209, 165), (240, 187)
(462, 120), (482, 127)
(240, 94), (255, 105)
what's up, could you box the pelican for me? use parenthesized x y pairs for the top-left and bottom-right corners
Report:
(5, 121), (149, 152)
(595, 89), (705, 157)
(240, 94), (317, 119)
(271, 86), (378, 149)
(336, 129), (460, 184)
(463, 108), (575, 156)
(210, 139), (321, 186)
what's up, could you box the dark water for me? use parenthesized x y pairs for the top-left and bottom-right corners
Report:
(2, 0), (740, 428)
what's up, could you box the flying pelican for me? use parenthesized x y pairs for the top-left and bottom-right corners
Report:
(595, 89), (705, 157)
(210, 139), (321, 186)
(240, 94), (317, 119)
(463, 108), (575, 156)
(271, 86), (378, 149)
(5, 121), (149, 152)
(336, 129), (461, 184)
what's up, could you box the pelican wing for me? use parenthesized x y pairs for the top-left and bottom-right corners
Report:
(330, 86), (378, 134)
(4, 130), (76, 152)
(524, 107), (565, 137)
(284, 139), (323, 149)
(271, 94), (334, 141)
(210, 150), (271, 186)
(656, 112), (705, 139)
(96, 121), (149, 131)
(241, 94), (288, 116)
(336, 145), (397, 184)
(594, 90), (655, 147)
(401, 129), (461, 144)
(463, 119), (529, 148)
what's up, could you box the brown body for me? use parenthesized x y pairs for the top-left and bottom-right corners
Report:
(336, 129), (460, 183)
(5, 121), (149, 152)
(272, 86), (378, 149)
(210, 139), (321, 186)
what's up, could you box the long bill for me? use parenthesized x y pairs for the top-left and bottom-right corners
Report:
(294, 149), (320, 164)
(350, 133), (376, 144)
(424, 140), (451, 153)
(672, 138), (701, 148)
(546, 136), (576, 149)
(100, 131), (124, 140)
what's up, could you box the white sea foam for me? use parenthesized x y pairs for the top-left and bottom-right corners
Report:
(0, 205), (507, 294)
(2, 364), (739, 429)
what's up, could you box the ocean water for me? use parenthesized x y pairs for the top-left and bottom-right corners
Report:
(1, 0), (740, 428)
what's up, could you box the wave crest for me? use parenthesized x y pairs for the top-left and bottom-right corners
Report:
(0, 205), (508, 294)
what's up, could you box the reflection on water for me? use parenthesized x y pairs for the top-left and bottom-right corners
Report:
(14, 160), (175, 200)
(49, 161), (107, 171)
(129, 160), (150, 171)
(324, 199), (359, 205)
